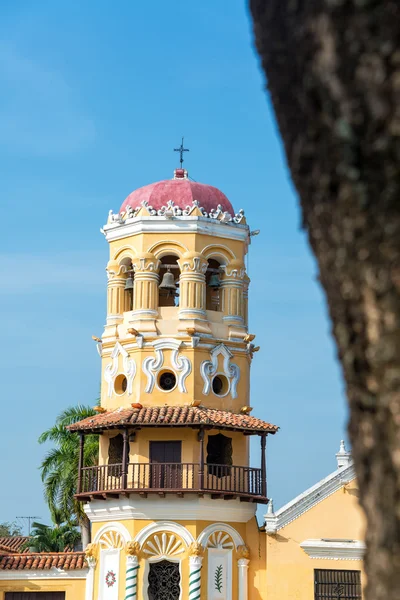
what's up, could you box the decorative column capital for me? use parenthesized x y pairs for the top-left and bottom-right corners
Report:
(221, 259), (246, 280)
(188, 541), (204, 559)
(237, 558), (250, 568)
(178, 251), (208, 274)
(236, 544), (250, 560)
(189, 555), (204, 568)
(84, 543), (98, 569)
(132, 252), (160, 273)
(106, 260), (128, 280)
(126, 541), (141, 558)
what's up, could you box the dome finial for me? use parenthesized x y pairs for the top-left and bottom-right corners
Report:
(174, 136), (189, 168)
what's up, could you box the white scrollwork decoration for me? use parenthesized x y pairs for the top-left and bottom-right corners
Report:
(142, 339), (192, 393)
(200, 344), (240, 399)
(104, 342), (136, 397)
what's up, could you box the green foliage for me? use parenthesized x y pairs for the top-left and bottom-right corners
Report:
(215, 564), (223, 593)
(22, 521), (81, 553)
(38, 405), (99, 543)
(0, 521), (23, 537)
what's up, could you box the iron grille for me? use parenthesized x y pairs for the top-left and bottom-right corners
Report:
(314, 569), (362, 600)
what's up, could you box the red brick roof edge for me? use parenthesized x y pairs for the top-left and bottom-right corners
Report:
(0, 552), (87, 571)
(66, 405), (279, 434)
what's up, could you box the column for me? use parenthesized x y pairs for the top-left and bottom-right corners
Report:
(131, 253), (160, 317)
(238, 558), (250, 600)
(260, 434), (267, 498)
(130, 253), (160, 332)
(188, 543), (204, 600)
(106, 260), (128, 325)
(220, 259), (246, 327)
(243, 274), (250, 326)
(177, 252), (210, 332)
(125, 554), (140, 600)
(84, 544), (97, 600)
(77, 433), (85, 494)
(122, 428), (129, 490)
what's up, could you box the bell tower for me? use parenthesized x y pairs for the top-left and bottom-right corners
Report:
(70, 167), (277, 600)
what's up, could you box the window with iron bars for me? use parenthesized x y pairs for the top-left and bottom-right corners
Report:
(314, 569), (362, 600)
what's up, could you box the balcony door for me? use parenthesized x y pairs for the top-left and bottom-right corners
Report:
(150, 441), (182, 489)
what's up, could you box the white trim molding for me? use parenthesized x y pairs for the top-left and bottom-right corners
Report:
(0, 568), (88, 580)
(134, 521), (195, 548)
(84, 495), (256, 523)
(264, 463), (355, 533)
(300, 539), (366, 560)
(93, 521), (132, 544)
(200, 343), (240, 399)
(104, 342), (136, 397)
(142, 338), (191, 393)
(197, 523), (245, 550)
(103, 216), (249, 247)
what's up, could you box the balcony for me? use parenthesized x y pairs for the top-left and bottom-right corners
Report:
(76, 461), (268, 504)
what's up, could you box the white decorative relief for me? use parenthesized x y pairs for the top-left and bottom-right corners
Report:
(200, 344), (240, 399)
(105, 200), (246, 226)
(207, 531), (234, 550)
(99, 530), (125, 550)
(143, 533), (185, 560)
(300, 539), (365, 560)
(142, 338), (191, 393)
(104, 342), (136, 397)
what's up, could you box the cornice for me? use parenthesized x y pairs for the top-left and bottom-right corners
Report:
(84, 496), (256, 523)
(103, 217), (249, 244)
(300, 539), (365, 560)
(0, 568), (88, 580)
(265, 463), (356, 533)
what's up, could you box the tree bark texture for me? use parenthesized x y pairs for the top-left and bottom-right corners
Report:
(249, 1), (400, 598)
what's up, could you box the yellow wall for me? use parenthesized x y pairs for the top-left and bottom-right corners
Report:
(90, 517), (256, 600)
(265, 480), (366, 600)
(100, 428), (249, 470)
(0, 577), (86, 599)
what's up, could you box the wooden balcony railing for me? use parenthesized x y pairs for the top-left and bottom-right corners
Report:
(77, 462), (267, 503)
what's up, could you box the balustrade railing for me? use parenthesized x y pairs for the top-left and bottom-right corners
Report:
(79, 462), (265, 500)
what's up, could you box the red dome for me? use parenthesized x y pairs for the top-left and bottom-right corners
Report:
(120, 170), (234, 215)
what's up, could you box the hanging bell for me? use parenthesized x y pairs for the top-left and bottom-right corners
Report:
(159, 269), (177, 293)
(208, 273), (221, 289)
(124, 275), (134, 290)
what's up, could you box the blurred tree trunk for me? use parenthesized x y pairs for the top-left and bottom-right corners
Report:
(249, 1), (400, 598)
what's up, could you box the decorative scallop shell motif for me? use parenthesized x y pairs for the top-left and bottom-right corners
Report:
(207, 531), (234, 550)
(99, 530), (124, 550)
(143, 533), (185, 559)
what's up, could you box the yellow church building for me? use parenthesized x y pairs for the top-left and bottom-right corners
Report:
(0, 167), (365, 599)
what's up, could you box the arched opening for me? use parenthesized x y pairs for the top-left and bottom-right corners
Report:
(120, 257), (134, 312)
(158, 254), (180, 307)
(205, 259), (222, 311)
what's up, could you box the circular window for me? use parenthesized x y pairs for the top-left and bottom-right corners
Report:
(114, 374), (128, 395)
(158, 371), (177, 391)
(212, 374), (229, 396)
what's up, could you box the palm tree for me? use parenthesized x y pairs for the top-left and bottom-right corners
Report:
(25, 521), (81, 553)
(39, 405), (99, 548)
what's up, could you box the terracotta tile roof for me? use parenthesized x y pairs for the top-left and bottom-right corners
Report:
(0, 552), (86, 571)
(67, 405), (278, 434)
(0, 537), (29, 553)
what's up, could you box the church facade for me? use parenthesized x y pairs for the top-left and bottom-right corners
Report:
(0, 169), (365, 599)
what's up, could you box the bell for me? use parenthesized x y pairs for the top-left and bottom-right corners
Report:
(208, 273), (221, 289)
(159, 269), (177, 293)
(125, 275), (134, 290)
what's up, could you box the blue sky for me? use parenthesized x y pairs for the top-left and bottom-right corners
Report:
(0, 1), (348, 531)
